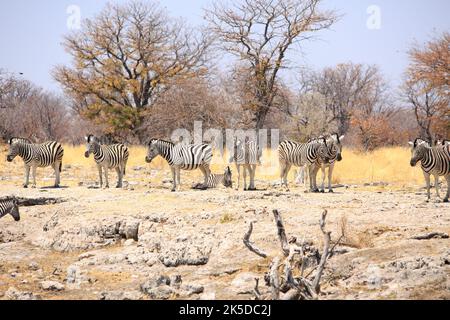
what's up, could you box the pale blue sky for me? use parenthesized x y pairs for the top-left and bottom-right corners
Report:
(0, 0), (448, 92)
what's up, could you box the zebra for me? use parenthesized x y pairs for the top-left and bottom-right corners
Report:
(309, 134), (344, 193)
(192, 166), (233, 190)
(409, 138), (450, 202)
(84, 135), (129, 188)
(278, 138), (331, 192)
(436, 139), (450, 146)
(6, 137), (64, 188)
(0, 197), (20, 221)
(228, 138), (262, 191)
(145, 139), (213, 192)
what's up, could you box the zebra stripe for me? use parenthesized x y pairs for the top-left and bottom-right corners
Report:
(146, 139), (213, 191)
(229, 139), (261, 190)
(85, 135), (129, 188)
(410, 138), (450, 202)
(193, 167), (233, 189)
(0, 198), (20, 221)
(278, 138), (330, 191)
(7, 138), (64, 188)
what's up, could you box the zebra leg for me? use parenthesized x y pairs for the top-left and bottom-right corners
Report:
(104, 167), (109, 189)
(170, 167), (176, 192)
(444, 175), (449, 203)
(248, 165), (256, 190)
(320, 165), (326, 193)
(115, 167), (122, 188)
(175, 167), (181, 192)
(53, 162), (61, 187)
(423, 172), (431, 202)
(202, 165), (211, 187)
(23, 165), (30, 188)
(31, 166), (37, 188)
(243, 166), (248, 191)
(434, 175), (440, 199)
(328, 164), (334, 193)
(309, 165), (319, 192)
(236, 164), (241, 191)
(97, 165), (103, 188)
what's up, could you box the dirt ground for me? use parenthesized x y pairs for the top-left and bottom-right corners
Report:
(0, 162), (449, 300)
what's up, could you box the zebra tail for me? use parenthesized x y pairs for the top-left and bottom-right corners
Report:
(59, 162), (62, 172)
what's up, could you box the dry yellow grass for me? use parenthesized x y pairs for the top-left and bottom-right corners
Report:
(0, 144), (424, 187)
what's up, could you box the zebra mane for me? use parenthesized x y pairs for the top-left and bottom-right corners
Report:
(149, 139), (174, 147)
(85, 134), (98, 144)
(0, 196), (18, 204)
(8, 137), (31, 145)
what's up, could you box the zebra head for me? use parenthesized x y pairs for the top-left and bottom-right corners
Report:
(146, 139), (166, 163)
(228, 138), (242, 163)
(2, 198), (20, 222)
(328, 133), (345, 162)
(85, 134), (99, 158)
(223, 166), (233, 188)
(6, 137), (27, 162)
(314, 137), (331, 164)
(409, 138), (430, 167)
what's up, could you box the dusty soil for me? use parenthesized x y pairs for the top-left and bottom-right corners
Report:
(0, 165), (449, 300)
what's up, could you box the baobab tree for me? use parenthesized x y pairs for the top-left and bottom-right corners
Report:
(205, 0), (338, 130)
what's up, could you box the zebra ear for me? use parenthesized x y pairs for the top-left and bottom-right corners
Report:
(408, 141), (414, 146)
(339, 135), (345, 142)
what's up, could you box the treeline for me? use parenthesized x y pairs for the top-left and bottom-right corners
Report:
(0, 1), (448, 150)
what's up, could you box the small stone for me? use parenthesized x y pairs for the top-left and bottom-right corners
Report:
(40, 281), (65, 291)
(29, 262), (40, 271)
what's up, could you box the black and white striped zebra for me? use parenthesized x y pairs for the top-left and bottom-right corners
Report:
(0, 197), (20, 221)
(6, 137), (64, 188)
(84, 135), (129, 188)
(409, 138), (450, 202)
(278, 138), (331, 192)
(228, 138), (262, 190)
(192, 166), (233, 190)
(309, 134), (344, 193)
(145, 139), (213, 192)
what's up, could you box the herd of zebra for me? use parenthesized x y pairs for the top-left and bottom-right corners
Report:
(0, 134), (449, 222)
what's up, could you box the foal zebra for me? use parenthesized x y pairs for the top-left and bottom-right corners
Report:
(6, 138), (64, 188)
(409, 138), (450, 202)
(145, 139), (213, 192)
(84, 135), (129, 188)
(229, 138), (262, 190)
(192, 167), (233, 190)
(278, 138), (331, 192)
(0, 197), (20, 221)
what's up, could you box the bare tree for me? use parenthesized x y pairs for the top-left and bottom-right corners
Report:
(53, 1), (211, 141)
(205, 0), (338, 130)
(404, 32), (450, 141)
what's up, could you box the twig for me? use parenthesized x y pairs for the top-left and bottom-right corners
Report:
(253, 278), (262, 300)
(411, 232), (449, 240)
(269, 257), (280, 300)
(272, 210), (290, 256)
(311, 210), (331, 294)
(243, 221), (268, 258)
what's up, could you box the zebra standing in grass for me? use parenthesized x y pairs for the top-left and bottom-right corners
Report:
(6, 137), (64, 188)
(0, 197), (20, 221)
(278, 138), (331, 192)
(145, 139), (213, 192)
(84, 135), (129, 188)
(192, 166), (233, 190)
(409, 138), (450, 202)
(229, 138), (262, 191)
(310, 134), (344, 193)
